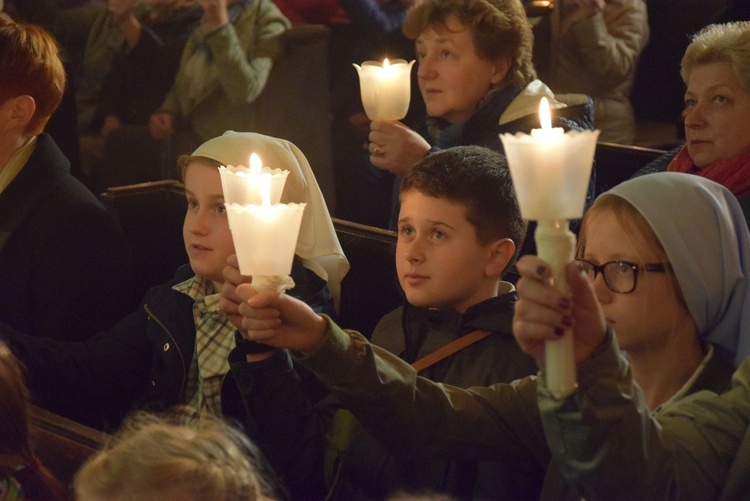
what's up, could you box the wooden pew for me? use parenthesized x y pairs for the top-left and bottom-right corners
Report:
(100, 180), (188, 298)
(29, 406), (109, 485)
(333, 218), (401, 337)
(594, 142), (667, 195)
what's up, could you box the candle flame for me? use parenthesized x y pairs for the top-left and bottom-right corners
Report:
(261, 174), (271, 207)
(250, 153), (261, 175)
(539, 97), (551, 130)
(383, 58), (390, 68)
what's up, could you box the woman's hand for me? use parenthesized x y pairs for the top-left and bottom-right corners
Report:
(368, 120), (431, 177)
(148, 110), (175, 140)
(513, 255), (607, 366)
(198, 0), (230, 32)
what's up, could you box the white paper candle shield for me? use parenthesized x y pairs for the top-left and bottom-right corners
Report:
(219, 165), (289, 206)
(353, 58), (415, 121)
(226, 202), (306, 277)
(499, 128), (599, 220)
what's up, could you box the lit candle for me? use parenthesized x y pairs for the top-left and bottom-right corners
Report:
(219, 153), (289, 206)
(226, 170), (306, 293)
(500, 97), (600, 399)
(353, 58), (415, 120)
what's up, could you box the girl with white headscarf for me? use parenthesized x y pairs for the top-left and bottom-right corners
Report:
(187, 130), (349, 309)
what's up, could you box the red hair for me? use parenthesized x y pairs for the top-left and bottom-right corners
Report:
(0, 13), (66, 135)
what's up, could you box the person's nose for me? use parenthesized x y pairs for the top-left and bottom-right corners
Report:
(404, 236), (426, 263)
(188, 210), (210, 235)
(417, 54), (436, 80)
(684, 102), (706, 130)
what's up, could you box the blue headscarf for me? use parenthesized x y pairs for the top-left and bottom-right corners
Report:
(606, 172), (750, 367)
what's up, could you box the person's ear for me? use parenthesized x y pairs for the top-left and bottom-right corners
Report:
(9, 95), (36, 129)
(489, 56), (512, 86)
(485, 237), (516, 277)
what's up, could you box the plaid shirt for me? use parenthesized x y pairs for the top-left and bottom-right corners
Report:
(173, 275), (236, 417)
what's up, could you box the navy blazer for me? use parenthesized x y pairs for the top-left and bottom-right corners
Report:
(0, 133), (136, 342)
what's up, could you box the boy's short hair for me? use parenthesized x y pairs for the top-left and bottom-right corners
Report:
(0, 14), (65, 135)
(400, 146), (527, 263)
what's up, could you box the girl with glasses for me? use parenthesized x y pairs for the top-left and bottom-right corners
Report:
(550, 173), (738, 413)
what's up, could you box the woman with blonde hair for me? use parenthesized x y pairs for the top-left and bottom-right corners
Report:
(636, 21), (750, 220)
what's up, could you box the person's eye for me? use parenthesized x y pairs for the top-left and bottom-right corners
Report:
(398, 225), (415, 237)
(713, 94), (729, 104)
(215, 203), (226, 215)
(433, 230), (446, 240)
(440, 49), (452, 59)
(613, 262), (633, 275)
(416, 51), (426, 61)
(187, 199), (198, 209)
(684, 98), (697, 107)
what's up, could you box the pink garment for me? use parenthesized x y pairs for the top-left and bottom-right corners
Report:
(668, 145), (750, 198)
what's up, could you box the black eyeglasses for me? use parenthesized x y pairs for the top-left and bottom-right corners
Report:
(575, 259), (673, 294)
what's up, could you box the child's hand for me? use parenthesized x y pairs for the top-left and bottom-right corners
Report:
(220, 254), (251, 332)
(236, 286), (329, 355)
(513, 255), (607, 366)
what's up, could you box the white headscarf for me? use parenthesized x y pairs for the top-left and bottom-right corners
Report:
(607, 172), (750, 366)
(190, 131), (350, 310)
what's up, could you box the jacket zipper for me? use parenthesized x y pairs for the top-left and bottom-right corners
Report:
(144, 303), (188, 397)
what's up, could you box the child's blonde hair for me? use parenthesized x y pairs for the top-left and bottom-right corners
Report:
(74, 409), (277, 501)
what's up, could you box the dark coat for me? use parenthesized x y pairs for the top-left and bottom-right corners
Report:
(0, 133), (136, 342)
(0, 261), (333, 431)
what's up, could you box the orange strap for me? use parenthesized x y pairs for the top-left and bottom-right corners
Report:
(411, 329), (492, 373)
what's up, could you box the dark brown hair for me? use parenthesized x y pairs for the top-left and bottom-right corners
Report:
(403, 0), (536, 89)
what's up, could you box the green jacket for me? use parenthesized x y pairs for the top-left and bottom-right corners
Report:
(161, 0), (290, 141)
(540, 333), (749, 500)
(298, 321), (735, 500)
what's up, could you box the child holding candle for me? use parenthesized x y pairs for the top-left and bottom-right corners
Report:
(0, 132), (344, 435)
(228, 172), (747, 499)
(220, 146), (541, 499)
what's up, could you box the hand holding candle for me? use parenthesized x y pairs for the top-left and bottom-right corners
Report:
(500, 97), (599, 398)
(353, 58), (415, 121)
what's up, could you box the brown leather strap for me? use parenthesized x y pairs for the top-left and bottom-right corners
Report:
(411, 329), (492, 373)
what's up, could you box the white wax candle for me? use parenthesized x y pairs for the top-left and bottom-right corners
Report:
(218, 153), (289, 206)
(353, 58), (415, 121)
(499, 98), (599, 220)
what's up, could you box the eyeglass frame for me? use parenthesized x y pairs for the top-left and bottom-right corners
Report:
(574, 259), (673, 294)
